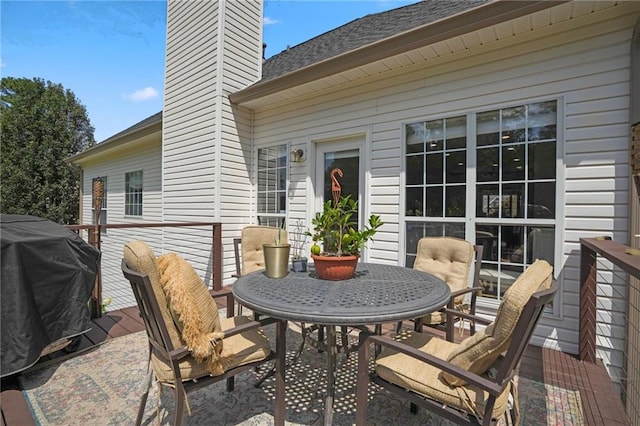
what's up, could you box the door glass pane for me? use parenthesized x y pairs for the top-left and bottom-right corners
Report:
(323, 148), (360, 229)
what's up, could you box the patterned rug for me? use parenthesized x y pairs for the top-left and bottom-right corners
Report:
(19, 321), (583, 425)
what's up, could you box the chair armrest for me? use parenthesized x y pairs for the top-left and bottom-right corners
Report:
(221, 316), (278, 339)
(362, 332), (505, 397)
(209, 286), (235, 317)
(449, 286), (483, 302)
(443, 307), (491, 326)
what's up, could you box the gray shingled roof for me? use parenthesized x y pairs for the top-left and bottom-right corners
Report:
(261, 0), (488, 81)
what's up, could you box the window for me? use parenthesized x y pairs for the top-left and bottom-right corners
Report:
(405, 100), (558, 301)
(125, 171), (143, 216)
(257, 145), (287, 227)
(405, 115), (468, 266)
(91, 176), (107, 231)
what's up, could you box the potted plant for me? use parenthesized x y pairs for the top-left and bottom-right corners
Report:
(308, 195), (383, 280)
(263, 225), (290, 278)
(290, 219), (308, 272)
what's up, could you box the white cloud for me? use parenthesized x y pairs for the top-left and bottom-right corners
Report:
(263, 16), (278, 25)
(124, 87), (159, 102)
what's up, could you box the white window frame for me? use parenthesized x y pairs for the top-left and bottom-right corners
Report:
(125, 170), (143, 217)
(401, 97), (564, 314)
(256, 144), (288, 227)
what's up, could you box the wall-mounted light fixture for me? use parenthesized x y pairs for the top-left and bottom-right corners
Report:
(290, 148), (305, 163)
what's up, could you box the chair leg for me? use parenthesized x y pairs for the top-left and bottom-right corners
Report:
(135, 368), (154, 426)
(173, 383), (186, 426)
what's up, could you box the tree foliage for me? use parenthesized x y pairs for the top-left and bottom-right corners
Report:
(1, 77), (95, 224)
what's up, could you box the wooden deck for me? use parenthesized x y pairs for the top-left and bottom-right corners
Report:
(1, 302), (630, 426)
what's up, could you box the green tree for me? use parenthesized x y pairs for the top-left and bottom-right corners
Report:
(1, 77), (95, 224)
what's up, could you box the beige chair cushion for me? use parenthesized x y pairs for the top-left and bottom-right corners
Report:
(123, 241), (184, 350)
(376, 331), (511, 420)
(158, 252), (226, 375)
(241, 226), (288, 275)
(151, 316), (272, 382)
(442, 259), (553, 386)
(414, 237), (475, 324)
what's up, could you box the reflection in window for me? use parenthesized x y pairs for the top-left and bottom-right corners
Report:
(476, 225), (555, 299)
(125, 171), (142, 216)
(405, 100), (557, 303)
(405, 115), (466, 218)
(257, 145), (287, 226)
(476, 101), (557, 220)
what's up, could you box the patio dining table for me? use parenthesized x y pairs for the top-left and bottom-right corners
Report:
(232, 262), (450, 425)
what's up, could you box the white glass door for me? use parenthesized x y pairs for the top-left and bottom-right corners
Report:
(315, 138), (364, 228)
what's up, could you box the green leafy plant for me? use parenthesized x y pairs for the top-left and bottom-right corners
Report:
(307, 195), (383, 257)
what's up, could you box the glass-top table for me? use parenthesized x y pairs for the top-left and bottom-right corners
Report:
(232, 262), (451, 425)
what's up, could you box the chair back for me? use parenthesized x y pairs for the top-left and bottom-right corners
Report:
(238, 225), (288, 275)
(442, 259), (554, 386)
(414, 237), (475, 303)
(496, 279), (557, 384)
(121, 242), (179, 365)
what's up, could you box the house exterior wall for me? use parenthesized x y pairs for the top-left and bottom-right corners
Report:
(163, 0), (261, 279)
(248, 4), (638, 385)
(79, 143), (163, 311)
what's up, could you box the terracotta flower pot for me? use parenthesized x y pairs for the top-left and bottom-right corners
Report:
(311, 254), (358, 280)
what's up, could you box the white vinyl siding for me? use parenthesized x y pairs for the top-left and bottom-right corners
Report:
(79, 144), (162, 311)
(163, 0), (262, 282)
(248, 4), (638, 386)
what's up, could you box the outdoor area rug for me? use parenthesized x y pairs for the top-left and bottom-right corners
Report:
(19, 320), (584, 425)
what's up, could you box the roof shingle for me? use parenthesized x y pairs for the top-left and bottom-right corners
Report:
(261, 0), (488, 81)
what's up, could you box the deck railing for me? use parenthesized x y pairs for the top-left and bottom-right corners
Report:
(66, 222), (222, 318)
(580, 237), (640, 425)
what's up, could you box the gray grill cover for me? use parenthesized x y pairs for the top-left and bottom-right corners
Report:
(1, 214), (100, 377)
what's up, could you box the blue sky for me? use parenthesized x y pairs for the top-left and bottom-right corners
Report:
(1, 0), (415, 142)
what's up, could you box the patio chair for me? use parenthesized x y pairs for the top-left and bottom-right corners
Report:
(232, 225), (288, 316)
(234, 225), (288, 277)
(398, 237), (483, 334)
(121, 240), (282, 426)
(356, 259), (556, 426)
